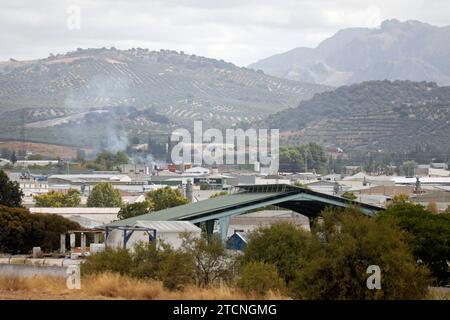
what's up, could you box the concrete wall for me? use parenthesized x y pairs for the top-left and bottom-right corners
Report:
(0, 264), (67, 278)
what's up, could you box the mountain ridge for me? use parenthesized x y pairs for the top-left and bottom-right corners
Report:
(249, 19), (450, 87)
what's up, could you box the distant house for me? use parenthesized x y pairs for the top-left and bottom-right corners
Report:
(344, 166), (361, 175)
(226, 231), (249, 251)
(47, 174), (132, 185)
(431, 163), (448, 170)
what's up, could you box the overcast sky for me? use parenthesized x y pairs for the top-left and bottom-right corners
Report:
(1, 0), (449, 66)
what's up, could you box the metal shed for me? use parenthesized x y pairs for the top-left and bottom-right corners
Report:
(105, 220), (201, 250)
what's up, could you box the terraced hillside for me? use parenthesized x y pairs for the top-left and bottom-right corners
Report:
(0, 48), (328, 149)
(265, 81), (450, 151)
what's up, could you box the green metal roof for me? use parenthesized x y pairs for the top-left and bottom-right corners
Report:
(107, 192), (283, 227)
(105, 184), (384, 228)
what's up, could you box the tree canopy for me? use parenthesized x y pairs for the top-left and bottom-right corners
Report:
(146, 187), (188, 211)
(94, 151), (129, 170)
(279, 143), (328, 173)
(87, 183), (122, 207)
(34, 189), (81, 207)
(292, 207), (430, 299)
(242, 207), (431, 299)
(378, 203), (450, 285)
(118, 200), (154, 220)
(0, 169), (23, 208)
(0, 205), (80, 254)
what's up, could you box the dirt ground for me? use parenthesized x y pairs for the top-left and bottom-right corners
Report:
(0, 141), (91, 159)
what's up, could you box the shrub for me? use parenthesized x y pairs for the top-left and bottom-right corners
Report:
(289, 208), (431, 299)
(378, 203), (450, 285)
(237, 261), (285, 296)
(341, 191), (357, 200)
(242, 222), (316, 284)
(82, 248), (133, 276)
(129, 242), (161, 279)
(182, 234), (232, 287)
(158, 249), (195, 290)
(0, 205), (80, 254)
(82, 242), (195, 291)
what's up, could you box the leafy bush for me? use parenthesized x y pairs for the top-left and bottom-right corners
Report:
(341, 191), (357, 200)
(242, 208), (431, 299)
(82, 248), (133, 276)
(82, 242), (195, 291)
(237, 261), (285, 296)
(158, 249), (194, 290)
(182, 233), (232, 287)
(34, 189), (81, 207)
(290, 208), (431, 299)
(378, 203), (450, 285)
(242, 222), (315, 284)
(0, 205), (80, 254)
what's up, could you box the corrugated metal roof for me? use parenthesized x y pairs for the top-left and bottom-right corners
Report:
(105, 184), (384, 228)
(134, 220), (201, 233)
(30, 207), (120, 214)
(107, 192), (282, 227)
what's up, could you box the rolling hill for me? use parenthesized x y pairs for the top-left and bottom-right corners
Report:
(0, 48), (328, 149)
(249, 19), (450, 87)
(264, 80), (450, 151)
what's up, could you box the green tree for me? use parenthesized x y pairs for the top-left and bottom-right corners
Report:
(118, 200), (154, 220)
(279, 143), (329, 173)
(87, 183), (122, 207)
(209, 191), (228, 198)
(389, 194), (410, 205)
(146, 187), (188, 211)
(242, 222), (316, 284)
(27, 154), (44, 160)
(378, 203), (450, 285)
(82, 248), (133, 275)
(34, 189), (81, 207)
(199, 182), (209, 190)
(0, 205), (80, 254)
(293, 181), (310, 189)
(158, 248), (195, 290)
(182, 233), (232, 287)
(94, 151), (129, 170)
(0, 169), (23, 208)
(341, 191), (357, 200)
(10, 151), (17, 164)
(290, 207), (431, 299)
(237, 261), (285, 296)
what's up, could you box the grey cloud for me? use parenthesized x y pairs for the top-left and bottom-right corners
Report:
(0, 0), (449, 66)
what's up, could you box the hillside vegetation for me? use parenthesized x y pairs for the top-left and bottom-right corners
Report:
(0, 48), (327, 149)
(265, 80), (450, 151)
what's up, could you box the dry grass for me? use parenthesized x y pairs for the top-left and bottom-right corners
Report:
(428, 287), (450, 300)
(0, 273), (288, 300)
